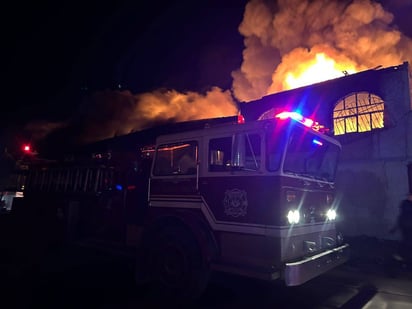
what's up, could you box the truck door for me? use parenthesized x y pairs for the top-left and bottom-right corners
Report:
(200, 133), (269, 225)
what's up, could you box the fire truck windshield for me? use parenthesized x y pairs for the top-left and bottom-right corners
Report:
(282, 126), (340, 181)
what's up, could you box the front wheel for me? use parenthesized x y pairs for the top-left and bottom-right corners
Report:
(140, 224), (210, 304)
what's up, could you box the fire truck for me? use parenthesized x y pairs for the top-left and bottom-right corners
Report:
(16, 111), (349, 301)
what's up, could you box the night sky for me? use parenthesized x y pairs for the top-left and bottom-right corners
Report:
(3, 0), (245, 123)
(2, 0), (246, 150)
(2, 0), (412, 156)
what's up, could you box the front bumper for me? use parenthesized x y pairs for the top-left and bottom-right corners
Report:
(284, 243), (350, 286)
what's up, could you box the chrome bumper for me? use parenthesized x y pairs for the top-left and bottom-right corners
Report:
(284, 243), (350, 286)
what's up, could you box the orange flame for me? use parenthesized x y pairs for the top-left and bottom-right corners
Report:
(284, 53), (358, 90)
(267, 46), (366, 94)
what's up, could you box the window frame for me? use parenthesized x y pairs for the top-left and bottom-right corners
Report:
(207, 132), (262, 173)
(333, 92), (385, 136)
(152, 141), (199, 176)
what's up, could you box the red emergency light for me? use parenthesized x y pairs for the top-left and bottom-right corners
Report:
(23, 144), (31, 153)
(21, 143), (38, 156)
(237, 113), (245, 124)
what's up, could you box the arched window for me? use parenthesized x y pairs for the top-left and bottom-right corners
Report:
(333, 92), (384, 135)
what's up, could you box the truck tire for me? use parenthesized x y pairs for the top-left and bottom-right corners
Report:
(143, 224), (210, 304)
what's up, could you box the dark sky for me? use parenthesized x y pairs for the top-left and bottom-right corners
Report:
(1, 0), (247, 155)
(2, 0), (246, 127)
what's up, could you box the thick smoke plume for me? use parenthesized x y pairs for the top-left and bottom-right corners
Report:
(232, 0), (412, 102)
(78, 87), (237, 144)
(40, 87), (237, 147)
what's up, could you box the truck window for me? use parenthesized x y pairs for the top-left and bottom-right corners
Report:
(209, 134), (260, 172)
(283, 127), (340, 181)
(209, 137), (231, 171)
(244, 134), (261, 170)
(266, 137), (285, 172)
(153, 142), (198, 176)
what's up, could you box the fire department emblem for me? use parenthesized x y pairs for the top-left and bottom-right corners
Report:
(223, 189), (248, 217)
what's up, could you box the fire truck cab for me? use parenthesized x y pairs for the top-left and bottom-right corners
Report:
(19, 112), (349, 301)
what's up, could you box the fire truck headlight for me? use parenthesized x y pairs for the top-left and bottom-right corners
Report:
(287, 210), (300, 224)
(326, 209), (337, 221)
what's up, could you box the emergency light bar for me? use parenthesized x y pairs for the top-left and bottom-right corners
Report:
(275, 111), (314, 127)
(275, 111), (328, 133)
